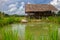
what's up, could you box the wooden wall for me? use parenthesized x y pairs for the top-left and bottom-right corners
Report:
(27, 11), (55, 19)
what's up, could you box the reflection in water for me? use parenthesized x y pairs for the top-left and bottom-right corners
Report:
(11, 24), (26, 40)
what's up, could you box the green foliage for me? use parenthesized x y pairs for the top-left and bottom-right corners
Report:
(57, 11), (60, 16)
(0, 25), (19, 40)
(0, 11), (25, 27)
(47, 16), (60, 24)
(26, 22), (58, 40)
(0, 17), (23, 27)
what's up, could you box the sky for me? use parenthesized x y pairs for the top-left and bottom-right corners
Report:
(0, 0), (60, 15)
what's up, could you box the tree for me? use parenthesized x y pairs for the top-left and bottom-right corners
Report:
(0, 11), (4, 19)
(57, 11), (60, 16)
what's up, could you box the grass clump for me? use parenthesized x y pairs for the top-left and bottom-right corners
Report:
(26, 22), (58, 40)
(0, 17), (25, 27)
(0, 25), (19, 40)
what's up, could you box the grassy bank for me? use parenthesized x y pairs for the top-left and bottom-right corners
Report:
(28, 16), (60, 24)
(0, 16), (60, 27)
(0, 17), (25, 27)
(42, 16), (60, 24)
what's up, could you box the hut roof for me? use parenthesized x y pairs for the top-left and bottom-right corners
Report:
(25, 4), (58, 13)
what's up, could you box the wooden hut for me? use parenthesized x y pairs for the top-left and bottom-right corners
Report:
(25, 4), (58, 19)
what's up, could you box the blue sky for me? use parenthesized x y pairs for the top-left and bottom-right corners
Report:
(0, 0), (60, 15)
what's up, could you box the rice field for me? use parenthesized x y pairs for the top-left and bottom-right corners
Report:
(26, 22), (58, 40)
(0, 22), (59, 40)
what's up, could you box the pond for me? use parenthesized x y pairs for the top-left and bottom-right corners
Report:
(0, 22), (59, 40)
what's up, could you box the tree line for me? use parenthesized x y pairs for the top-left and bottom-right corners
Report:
(0, 11), (25, 18)
(0, 11), (60, 18)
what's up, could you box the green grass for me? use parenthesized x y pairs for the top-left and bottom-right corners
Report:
(25, 22), (58, 40)
(0, 25), (19, 40)
(0, 16), (60, 40)
(0, 17), (25, 27)
(41, 16), (60, 24)
(27, 16), (60, 25)
(0, 22), (59, 40)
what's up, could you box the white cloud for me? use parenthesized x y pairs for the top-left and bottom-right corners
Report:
(50, 0), (60, 10)
(9, 4), (16, 8)
(9, 2), (18, 8)
(7, 2), (25, 15)
(15, 2), (25, 15)
(8, 2), (18, 12)
(50, 0), (57, 5)
(8, 1), (32, 15)
(21, 2), (25, 6)
(0, 0), (32, 15)
(19, 3), (24, 10)
(9, 7), (17, 12)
